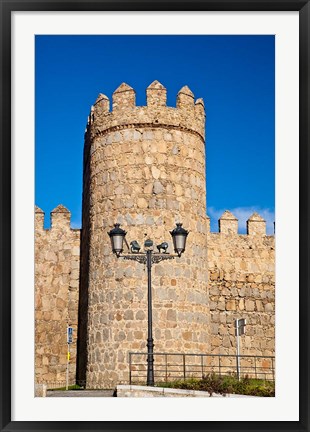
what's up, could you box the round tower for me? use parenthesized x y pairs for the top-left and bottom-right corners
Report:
(80, 80), (210, 389)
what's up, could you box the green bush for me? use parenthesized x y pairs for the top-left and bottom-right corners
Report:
(158, 374), (275, 397)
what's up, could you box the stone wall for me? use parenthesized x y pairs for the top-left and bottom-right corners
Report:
(207, 211), (275, 361)
(35, 205), (80, 385)
(35, 205), (275, 387)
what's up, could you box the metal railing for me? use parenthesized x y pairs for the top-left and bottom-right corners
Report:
(129, 352), (275, 384)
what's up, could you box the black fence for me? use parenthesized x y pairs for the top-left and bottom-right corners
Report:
(129, 352), (275, 384)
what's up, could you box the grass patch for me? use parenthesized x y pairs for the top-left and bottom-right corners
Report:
(48, 384), (84, 391)
(157, 374), (275, 397)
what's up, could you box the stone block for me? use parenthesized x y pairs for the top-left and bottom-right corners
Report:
(136, 310), (145, 320)
(245, 300), (255, 312)
(153, 180), (164, 194)
(145, 155), (153, 165)
(222, 336), (231, 348)
(226, 300), (236, 311)
(264, 303), (273, 312)
(183, 331), (192, 341)
(144, 183), (153, 194)
(157, 141), (167, 153)
(167, 309), (176, 321)
(137, 198), (148, 209)
(151, 166), (161, 179)
(211, 324), (219, 335)
(124, 310), (133, 320)
(255, 300), (264, 312)
(218, 302), (225, 311)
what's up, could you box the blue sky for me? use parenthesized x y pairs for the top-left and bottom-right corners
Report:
(35, 35), (275, 233)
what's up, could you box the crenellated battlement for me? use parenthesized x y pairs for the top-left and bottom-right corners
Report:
(35, 205), (273, 237)
(86, 80), (206, 141)
(35, 204), (80, 231)
(207, 210), (275, 236)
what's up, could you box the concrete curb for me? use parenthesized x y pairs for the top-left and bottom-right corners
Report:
(116, 384), (260, 398)
(35, 384), (47, 397)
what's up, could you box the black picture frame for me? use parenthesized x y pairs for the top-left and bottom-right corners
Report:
(1, 1), (309, 431)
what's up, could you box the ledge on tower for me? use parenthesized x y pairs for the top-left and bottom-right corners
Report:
(93, 93), (110, 114)
(35, 205), (45, 230)
(219, 210), (238, 234)
(35, 205), (44, 214)
(177, 85), (195, 110)
(195, 97), (206, 123)
(247, 212), (266, 236)
(146, 80), (167, 107)
(51, 204), (71, 230)
(195, 98), (204, 107)
(112, 83), (136, 111)
(195, 98), (205, 111)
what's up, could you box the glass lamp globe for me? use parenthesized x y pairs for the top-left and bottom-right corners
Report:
(108, 223), (127, 257)
(170, 223), (189, 257)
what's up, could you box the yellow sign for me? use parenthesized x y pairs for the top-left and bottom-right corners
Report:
(67, 352), (70, 361)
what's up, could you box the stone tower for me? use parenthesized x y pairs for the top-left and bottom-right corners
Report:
(77, 81), (210, 389)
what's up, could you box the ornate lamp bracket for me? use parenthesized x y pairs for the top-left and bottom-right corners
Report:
(121, 253), (176, 265)
(151, 254), (175, 264)
(122, 254), (147, 265)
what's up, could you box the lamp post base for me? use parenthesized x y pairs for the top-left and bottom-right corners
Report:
(146, 338), (154, 386)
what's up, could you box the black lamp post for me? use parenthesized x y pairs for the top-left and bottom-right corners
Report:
(108, 222), (188, 386)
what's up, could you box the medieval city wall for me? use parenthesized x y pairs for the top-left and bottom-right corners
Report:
(35, 205), (80, 385)
(34, 205), (275, 386)
(207, 211), (275, 374)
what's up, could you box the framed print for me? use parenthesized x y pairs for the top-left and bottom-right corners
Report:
(1, 1), (309, 431)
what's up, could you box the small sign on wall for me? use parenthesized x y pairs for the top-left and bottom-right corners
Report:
(67, 327), (73, 344)
(235, 318), (246, 336)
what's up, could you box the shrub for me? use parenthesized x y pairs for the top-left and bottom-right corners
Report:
(158, 374), (275, 397)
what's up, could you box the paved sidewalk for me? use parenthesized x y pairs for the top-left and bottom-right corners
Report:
(47, 389), (115, 397)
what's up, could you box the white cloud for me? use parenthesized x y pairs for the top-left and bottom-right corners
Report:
(208, 206), (275, 235)
(71, 220), (82, 229)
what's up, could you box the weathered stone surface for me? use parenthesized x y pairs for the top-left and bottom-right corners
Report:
(208, 228), (275, 357)
(35, 206), (80, 386)
(153, 180), (164, 194)
(219, 210), (238, 235)
(226, 300), (236, 311)
(245, 300), (255, 312)
(265, 303), (273, 312)
(151, 166), (161, 179)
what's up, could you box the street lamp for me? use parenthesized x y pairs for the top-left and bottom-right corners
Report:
(170, 223), (189, 257)
(108, 222), (189, 386)
(108, 223), (127, 257)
